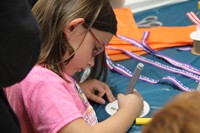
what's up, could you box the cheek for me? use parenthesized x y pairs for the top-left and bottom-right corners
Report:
(75, 49), (92, 64)
(78, 37), (94, 58)
(68, 50), (89, 67)
(69, 36), (84, 51)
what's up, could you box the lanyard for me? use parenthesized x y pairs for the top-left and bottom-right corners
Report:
(186, 11), (200, 25)
(106, 45), (200, 82)
(106, 53), (192, 92)
(75, 83), (89, 107)
(141, 32), (200, 76)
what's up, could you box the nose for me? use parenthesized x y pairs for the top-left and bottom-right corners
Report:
(87, 57), (95, 67)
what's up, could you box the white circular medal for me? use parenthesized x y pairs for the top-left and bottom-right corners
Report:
(105, 100), (150, 117)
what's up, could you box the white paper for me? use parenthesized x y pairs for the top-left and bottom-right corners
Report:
(123, 0), (189, 13)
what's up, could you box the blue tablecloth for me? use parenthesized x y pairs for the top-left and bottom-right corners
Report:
(91, 0), (200, 132)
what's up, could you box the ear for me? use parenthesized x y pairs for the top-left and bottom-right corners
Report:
(63, 18), (85, 40)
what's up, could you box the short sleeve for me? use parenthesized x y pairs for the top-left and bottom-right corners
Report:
(23, 78), (83, 133)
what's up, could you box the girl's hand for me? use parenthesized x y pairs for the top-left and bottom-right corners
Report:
(117, 90), (144, 118)
(79, 79), (116, 104)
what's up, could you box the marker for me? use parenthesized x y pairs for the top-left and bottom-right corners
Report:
(125, 63), (144, 94)
(135, 118), (152, 125)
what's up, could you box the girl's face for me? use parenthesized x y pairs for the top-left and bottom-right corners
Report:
(64, 25), (113, 76)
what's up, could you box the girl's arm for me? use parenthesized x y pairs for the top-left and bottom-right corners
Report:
(58, 91), (143, 133)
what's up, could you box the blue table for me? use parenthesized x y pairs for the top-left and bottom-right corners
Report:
(92, 0), (200, 132)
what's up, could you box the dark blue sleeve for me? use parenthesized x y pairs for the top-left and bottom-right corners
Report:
(27, 0), (38, 7)
(0, 0), (41, 87)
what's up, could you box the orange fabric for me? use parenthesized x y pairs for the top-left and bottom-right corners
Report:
(110, 8), (141, 45)
(139, 25), (196, 44)
(106, 43), (185, 61)
(107, 8), (196, 61)
(106, 43), (187, 55)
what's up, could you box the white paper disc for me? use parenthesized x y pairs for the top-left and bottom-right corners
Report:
(105, 100), (150, 117)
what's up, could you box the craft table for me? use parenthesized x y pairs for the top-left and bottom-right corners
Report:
(91, 0), (200, 132)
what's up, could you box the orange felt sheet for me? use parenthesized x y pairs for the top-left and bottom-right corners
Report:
(107, 8), (196, 61)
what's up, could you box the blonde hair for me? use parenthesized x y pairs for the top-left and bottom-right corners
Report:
(32, 0), (117, 80)
(142, 91), (200, 133)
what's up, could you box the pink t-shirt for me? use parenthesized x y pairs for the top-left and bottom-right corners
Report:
(4, 65), (98, 133)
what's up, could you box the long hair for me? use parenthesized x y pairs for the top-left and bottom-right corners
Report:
(32, 0), (117, 81)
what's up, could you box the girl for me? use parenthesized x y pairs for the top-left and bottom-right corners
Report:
(5, 0), (143, 133)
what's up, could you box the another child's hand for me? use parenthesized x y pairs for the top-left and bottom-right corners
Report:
(79, 79), (116, 104)
(117, 90), (143, 118)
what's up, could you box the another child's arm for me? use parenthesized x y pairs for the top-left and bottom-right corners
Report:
(58, 90), (143, 133)
(79, 79), (116, 104)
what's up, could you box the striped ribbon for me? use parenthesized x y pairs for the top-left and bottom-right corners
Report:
(106, 45), (200, 82)
(186, 11), (200, 24)
(141, 32), (200, 76)
(106, 53), (192, 92)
